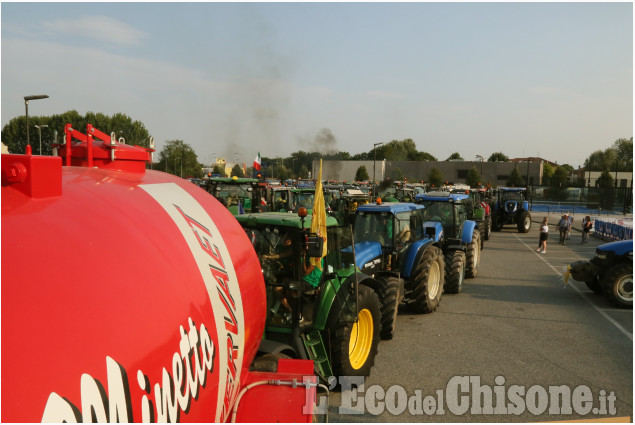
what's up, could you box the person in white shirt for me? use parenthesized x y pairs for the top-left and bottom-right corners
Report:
(536, 217), (549, 253)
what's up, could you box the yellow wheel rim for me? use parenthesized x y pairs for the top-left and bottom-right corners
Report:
(349, 308), (373, 369)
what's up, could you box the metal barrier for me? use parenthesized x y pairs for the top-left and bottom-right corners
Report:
(593, 219), (633, 241)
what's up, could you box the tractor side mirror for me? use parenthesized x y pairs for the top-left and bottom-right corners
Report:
(305, 236), (324, 258)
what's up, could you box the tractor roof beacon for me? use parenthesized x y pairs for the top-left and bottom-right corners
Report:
(414, 192), (482, 295)
(352, 202), (446, 339)
(235, 209), (383, 383)
(491, 187), (532, 233)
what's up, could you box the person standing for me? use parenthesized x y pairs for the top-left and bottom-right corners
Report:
(536, 217), (549, 253)
(566, 213), (574, 240)
(581, 215), (593, 244)
(557, 214), (570, 245)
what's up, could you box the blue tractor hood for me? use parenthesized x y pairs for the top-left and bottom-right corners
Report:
(597, 239), (633, 256)
(349, 240), (383, 269)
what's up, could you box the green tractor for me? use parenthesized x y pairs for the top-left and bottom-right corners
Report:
(235, 209), (383, 380)
(451, 188), (492, 244)
(328, 188), (372, 226)
(205, 177), (267, 215)
(268, 187), (316, 214)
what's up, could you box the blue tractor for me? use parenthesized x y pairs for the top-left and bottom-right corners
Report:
(491, 187), (532, 233)
(352, 202), (445, 339)
(566, 239), (633, 308)
(414, 192), (481, 294)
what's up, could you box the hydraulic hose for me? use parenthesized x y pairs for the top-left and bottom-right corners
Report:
(230, 378), (328, 422)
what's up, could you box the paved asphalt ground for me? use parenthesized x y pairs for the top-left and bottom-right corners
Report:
(326, 224), (632, 423)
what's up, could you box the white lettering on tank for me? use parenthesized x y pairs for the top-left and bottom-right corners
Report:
(41, 320), (215, 423)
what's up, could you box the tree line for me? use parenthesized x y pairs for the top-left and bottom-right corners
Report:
(1, 111), (631, 186)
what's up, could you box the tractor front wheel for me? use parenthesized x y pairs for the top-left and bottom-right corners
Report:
(517, 211), (531, 233)
(466, 230), (481, 278)
(330, 285), (381, 377)
(603, 263), (633, 308)
(492, 213), (503, 231)
(408, 246), (444, 314)
(444, 250), (466, 294)
(376, 275), (401, 340)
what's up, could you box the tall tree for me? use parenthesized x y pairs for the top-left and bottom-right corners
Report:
(428, 167), (443, 187)
(212, 164), (226, 177)
(465, 167), (481, 188)
(446, 152), (463, 161)
(488, 152), (509, 162)
(231, 164), (244, 178)
(157, 139), (200, 178)
(1, 110), (151, 155)
(506, 167), (524, 187)
(355, 165), (370, 181)
(542, 163), (555, 185)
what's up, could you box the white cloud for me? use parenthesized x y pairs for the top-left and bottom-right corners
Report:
(42, 15), (149, 46)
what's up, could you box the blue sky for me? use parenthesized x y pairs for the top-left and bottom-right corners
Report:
(2, 2), (632, 168)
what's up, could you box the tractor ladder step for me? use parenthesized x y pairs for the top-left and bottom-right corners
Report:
(302, 329), (333, 379)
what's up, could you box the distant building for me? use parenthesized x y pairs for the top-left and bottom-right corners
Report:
(313, 159), (544, 187)
(577, 170), (633, 188)
(510, 157), (558, 167)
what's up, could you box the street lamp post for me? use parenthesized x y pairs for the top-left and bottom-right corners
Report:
(34, 124), (48, 155)
(24, 95), (49, 150)
(373, 142), (383, 198)
(475, 155), (484, 183)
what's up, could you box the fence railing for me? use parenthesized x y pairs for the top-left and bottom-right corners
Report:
(593, 219), (633, 241)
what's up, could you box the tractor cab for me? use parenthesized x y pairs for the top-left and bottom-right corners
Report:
(205, 177), (266, 214)
(236, 209), (382, 381)
(416, 191), (470, 242)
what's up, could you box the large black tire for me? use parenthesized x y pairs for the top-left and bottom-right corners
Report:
(376, 275), (401, 340)
(408, 246), (444, 314)
(465, 230), (481, 279)
(476, 221), (485, 249)
(492, 213), (503, 231)
(602, 263), (633, 308)
(484, 215), (492, 240)
(444, 250), (466, 294)
(330, 285), (381, 377)
(517, 211), (531, 233)
(584, 277), (602, 295)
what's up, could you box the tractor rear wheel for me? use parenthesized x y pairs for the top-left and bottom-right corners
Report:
(484, 215), (492, 240)
(330, 285), (381, 377)
(466, 230), (481, 278)
(517, 211), (531, 233)
(376, 275), (401, 340)
(408, 246), (444, 314)
(444, 250), (466, 294)
(602, 263), (633, 308)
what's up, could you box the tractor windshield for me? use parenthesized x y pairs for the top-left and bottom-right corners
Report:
(244, 227), (299, 285)
(272, 190), (290, 211)
(501, 191), (524, 202)
(293, 191), (315, 210)
(214, 182), (253, 207)
(354, 211), (394, 247)
(419, 201), (464, 238)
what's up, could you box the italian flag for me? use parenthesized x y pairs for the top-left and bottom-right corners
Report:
(253, 152), (261, 171)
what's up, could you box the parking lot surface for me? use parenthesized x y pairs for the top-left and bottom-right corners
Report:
(326, 227), (632, 423)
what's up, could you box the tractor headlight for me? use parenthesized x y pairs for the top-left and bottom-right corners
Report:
(596, 253), (608, 261)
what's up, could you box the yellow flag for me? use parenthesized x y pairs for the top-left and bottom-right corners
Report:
(310, 159), (327, 270)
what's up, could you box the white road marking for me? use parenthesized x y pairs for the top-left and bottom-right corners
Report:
(514, 233), (633, 342)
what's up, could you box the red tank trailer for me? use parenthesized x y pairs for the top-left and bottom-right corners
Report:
(1, 124), (318, 422)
